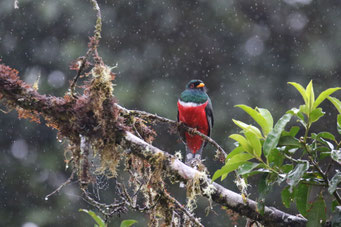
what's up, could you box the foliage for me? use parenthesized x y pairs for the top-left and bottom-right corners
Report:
(79, 209), (107, 227)
(120, 220), (138, 227)
(214, 81), (341, 225)
(79, 209), (137, 227)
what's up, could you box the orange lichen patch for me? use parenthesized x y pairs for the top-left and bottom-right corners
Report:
(110, 72), (116, 81)
(63, 94), (73, 103)
(0, 64), (19, 81)
(16, 107), (41, 123)
(134, 119), (157, 144)
(70, 57), (87, 71)
(45, 120), (60, 130)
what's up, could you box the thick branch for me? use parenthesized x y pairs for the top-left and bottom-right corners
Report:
(0, 64), (307, 226)
(123, 132), (307, 227)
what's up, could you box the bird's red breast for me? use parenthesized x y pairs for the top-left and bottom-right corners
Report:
(177, 100), (209, 154)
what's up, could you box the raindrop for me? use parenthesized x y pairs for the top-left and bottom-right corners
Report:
(245, 36), (264, 57)
(47, 70), (65, 88)
(11, 139), (28, 160)
(287, 12), (308, 31)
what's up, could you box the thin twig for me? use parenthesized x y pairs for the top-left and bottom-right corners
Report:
(45, 170), (75, 200)
(90, 0), (102, 42)
(70, 0), (102, 97)
(302, 140), (341, 204)
(82, 189), (127, 216)
(70, 57), (89, 98)
(115, 103), (227, 162)
(116, 181), (160, 212)
(160, 190), (204, 227)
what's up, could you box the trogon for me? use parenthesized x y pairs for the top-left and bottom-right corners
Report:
(177, 79), (214, 164)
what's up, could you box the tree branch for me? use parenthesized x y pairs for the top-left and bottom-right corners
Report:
(115, 103), (227, 161)
(0, 63), (307, 226)
(123, 131), (307, 227)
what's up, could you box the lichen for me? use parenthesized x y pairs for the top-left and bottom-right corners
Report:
(185, 162), (216, 214)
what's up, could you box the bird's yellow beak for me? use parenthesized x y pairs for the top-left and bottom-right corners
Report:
(196, 83), (205, 88)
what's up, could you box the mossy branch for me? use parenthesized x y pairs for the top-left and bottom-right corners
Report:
(0, 62), (307, 226)
(123, 131), (307, 227)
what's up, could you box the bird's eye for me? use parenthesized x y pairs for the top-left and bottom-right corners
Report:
(190, 84), (194, 88)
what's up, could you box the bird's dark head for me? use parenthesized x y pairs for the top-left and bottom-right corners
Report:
(186, 79), (206, 92)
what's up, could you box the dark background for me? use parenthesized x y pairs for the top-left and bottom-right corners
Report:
(1, 0), (341, 226)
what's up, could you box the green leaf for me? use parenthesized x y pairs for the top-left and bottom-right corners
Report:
(318, 132), (336, 142)
(281, 186), (293, 208)
(263, 113), (293, 157)
(328, 96), (341, 114)
(245, 131), (262, 158)
(286, 107), (300, 115)
(232, 119), (263, 138)
(212, 163), (240, 181)
(306, 80), (315, 112)
(267, 148), (284, 167)
(120, 220), (138, 227)
(282, 126), (300, 137)
(320, 152), (331, 160)
(235, 105), (271, 136)
(299, 104), (309, 116)
(294, 183), (309, 217)
(79, 209), (106, 227)
(286, 161), (309, 191)
(309, 108), (325, 123)
(329, 172), (341, 194)
(338, 114), (341, 134)
(314, 87), (341, 109)
(225, 146), (244, 161)
(281, 164), (294, 173)
(227, 152), (254, 165)
(297, 111), (306, 127)
(288, 82), (308, 105)
(240, 167), (270, 178)
(229, 134), (252, 153)
(278, 136), (301, 147)
(212, 152), (253, 181)
(331, 200), (338, 212)
(257, 108), (274, 131)
(331, 149), (341, 164)
(306, 196), (327, 227)
(220, 168), (236, 181)
(237, 162), (260, 176)
(212, 167), (227, 181)
(330, 205), (341, 226)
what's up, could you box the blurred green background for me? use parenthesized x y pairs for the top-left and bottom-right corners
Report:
(1, 0), (341, 226)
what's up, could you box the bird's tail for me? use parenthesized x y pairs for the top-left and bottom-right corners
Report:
(180, 146), (203, 188)
(185, 146), (202, 165)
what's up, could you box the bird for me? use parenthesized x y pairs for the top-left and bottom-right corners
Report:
(177, 79), (214, 165)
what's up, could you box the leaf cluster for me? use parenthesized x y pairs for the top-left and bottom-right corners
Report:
(213, 81), (341, 225)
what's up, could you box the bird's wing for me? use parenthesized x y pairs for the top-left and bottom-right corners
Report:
(205, 97), (214, 140)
